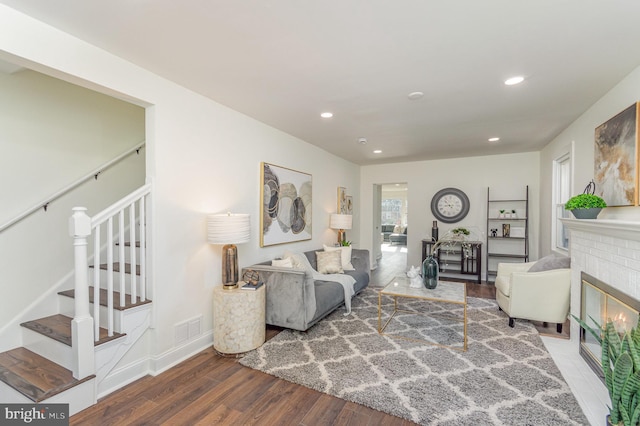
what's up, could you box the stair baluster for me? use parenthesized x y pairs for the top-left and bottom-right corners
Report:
(93, 226), (101, 341)
(139, 197), (146, 302)
(129, 202), (137, 302)
(118, 210), (126, 307)
(106, 217), (114, 336)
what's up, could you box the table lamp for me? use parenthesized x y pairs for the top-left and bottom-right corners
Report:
(330, 213), (352, 245)
(207, 213), (250, 290)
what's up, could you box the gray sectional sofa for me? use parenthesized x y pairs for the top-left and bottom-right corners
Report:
(381, 224), (395, 242)
(243, 248), (370, 331)
(389, 227), (407, 245)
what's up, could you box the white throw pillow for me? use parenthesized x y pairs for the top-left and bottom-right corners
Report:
(272, 258), (293, 268)
(323, 244), (355, 271)
(316, 250), (343, 274)
(283, 250), (315, 273)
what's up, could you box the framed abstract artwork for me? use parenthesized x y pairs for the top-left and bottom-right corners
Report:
(338, 187), (347, 214)
(594, 102), (639, 206)
(260, 162), (312, 247)
(346, 195), (353, 215)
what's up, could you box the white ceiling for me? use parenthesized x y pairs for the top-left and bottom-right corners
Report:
(3, 1), (640, 165)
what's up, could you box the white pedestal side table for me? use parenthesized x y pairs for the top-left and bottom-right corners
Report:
(213, 284), (265, 355)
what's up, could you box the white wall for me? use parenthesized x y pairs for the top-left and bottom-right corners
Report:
(540, 64), (640, 256)
(361, 152), (540, 277)
(0, 67), (145, 343)
(0, 69), (144, 224)
(0, 5), (359, 380)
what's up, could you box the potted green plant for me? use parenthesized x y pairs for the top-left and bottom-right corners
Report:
(573, 315), (640, 425)
(451, 227), (470, 237)
(565, 193), (607, 219)
(450, 227), (469, 241)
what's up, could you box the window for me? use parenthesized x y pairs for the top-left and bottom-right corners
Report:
(553, 152), (571, 251)
(381, 199), (403, 225)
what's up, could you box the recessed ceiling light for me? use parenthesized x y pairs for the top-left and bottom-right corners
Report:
(373, 150), (382, 154)
(408, 91), (424, 100)
(320, 112), (333, 118)
(488, 137), (500, 142)
(504, 76), (524, 86)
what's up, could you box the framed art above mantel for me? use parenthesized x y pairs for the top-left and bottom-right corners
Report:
(594, 102), (639, 207)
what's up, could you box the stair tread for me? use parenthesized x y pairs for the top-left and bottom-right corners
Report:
(0, 347), (94, 402)
(90, 262), (141, 275)
(21, 314), (126, 347)
(59, 287), (151, 311)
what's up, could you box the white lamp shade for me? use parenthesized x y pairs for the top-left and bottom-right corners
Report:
(330, 213), (352, 230)
(207, 213), (251, 245)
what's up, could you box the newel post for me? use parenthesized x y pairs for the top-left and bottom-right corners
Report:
(69, 207), (95, 379)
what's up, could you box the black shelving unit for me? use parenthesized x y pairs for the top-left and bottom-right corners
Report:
(422, 239), (482, 284)
(485, 186), (529, 283)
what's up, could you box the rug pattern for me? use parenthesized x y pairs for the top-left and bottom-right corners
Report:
(240, 289), (588, 425)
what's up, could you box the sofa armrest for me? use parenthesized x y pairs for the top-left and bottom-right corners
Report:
(351, 249), (370, 277)
(242, 265), (317, 331)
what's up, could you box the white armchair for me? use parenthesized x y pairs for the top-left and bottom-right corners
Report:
(495, 261), (571, 332)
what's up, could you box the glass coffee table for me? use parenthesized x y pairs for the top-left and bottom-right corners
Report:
(378, 275), (467, 351)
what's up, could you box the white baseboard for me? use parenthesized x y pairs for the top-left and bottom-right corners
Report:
(150, 330), (213, 376)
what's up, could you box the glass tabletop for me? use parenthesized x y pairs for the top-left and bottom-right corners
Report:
(380, 275), (466, 304)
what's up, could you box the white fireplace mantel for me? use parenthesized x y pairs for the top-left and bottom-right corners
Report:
(561, 218), (640, 242)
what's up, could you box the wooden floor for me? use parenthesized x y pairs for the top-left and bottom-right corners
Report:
(71, 346), (417, 426)
(70, 245), (564, 425)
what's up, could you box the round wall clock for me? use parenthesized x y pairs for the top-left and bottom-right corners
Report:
(430, 187), (470, 223)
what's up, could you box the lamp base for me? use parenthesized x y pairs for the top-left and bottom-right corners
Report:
(222, 244), (239, 288)
(337, 229), (345, 245)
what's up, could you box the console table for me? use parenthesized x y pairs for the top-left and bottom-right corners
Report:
(422, 239), (482, 284)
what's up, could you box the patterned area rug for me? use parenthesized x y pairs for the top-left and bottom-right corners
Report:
(240, 288), (588, 425)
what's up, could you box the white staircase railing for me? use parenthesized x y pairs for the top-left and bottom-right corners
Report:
(69, 183), (151, 379)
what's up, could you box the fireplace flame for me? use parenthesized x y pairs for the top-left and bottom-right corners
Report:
(613, 312), (629, 334)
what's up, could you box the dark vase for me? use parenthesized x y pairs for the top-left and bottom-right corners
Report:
(432, 220), (439, 242)
(422, 255), (438, 289)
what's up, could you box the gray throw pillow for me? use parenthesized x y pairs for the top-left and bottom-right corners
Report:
(528, 254), (570, 272)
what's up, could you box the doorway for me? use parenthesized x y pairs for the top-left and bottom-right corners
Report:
(372, 183), (408, 279)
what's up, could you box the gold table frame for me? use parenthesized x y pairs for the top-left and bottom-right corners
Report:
(378, 276), (467, 351)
